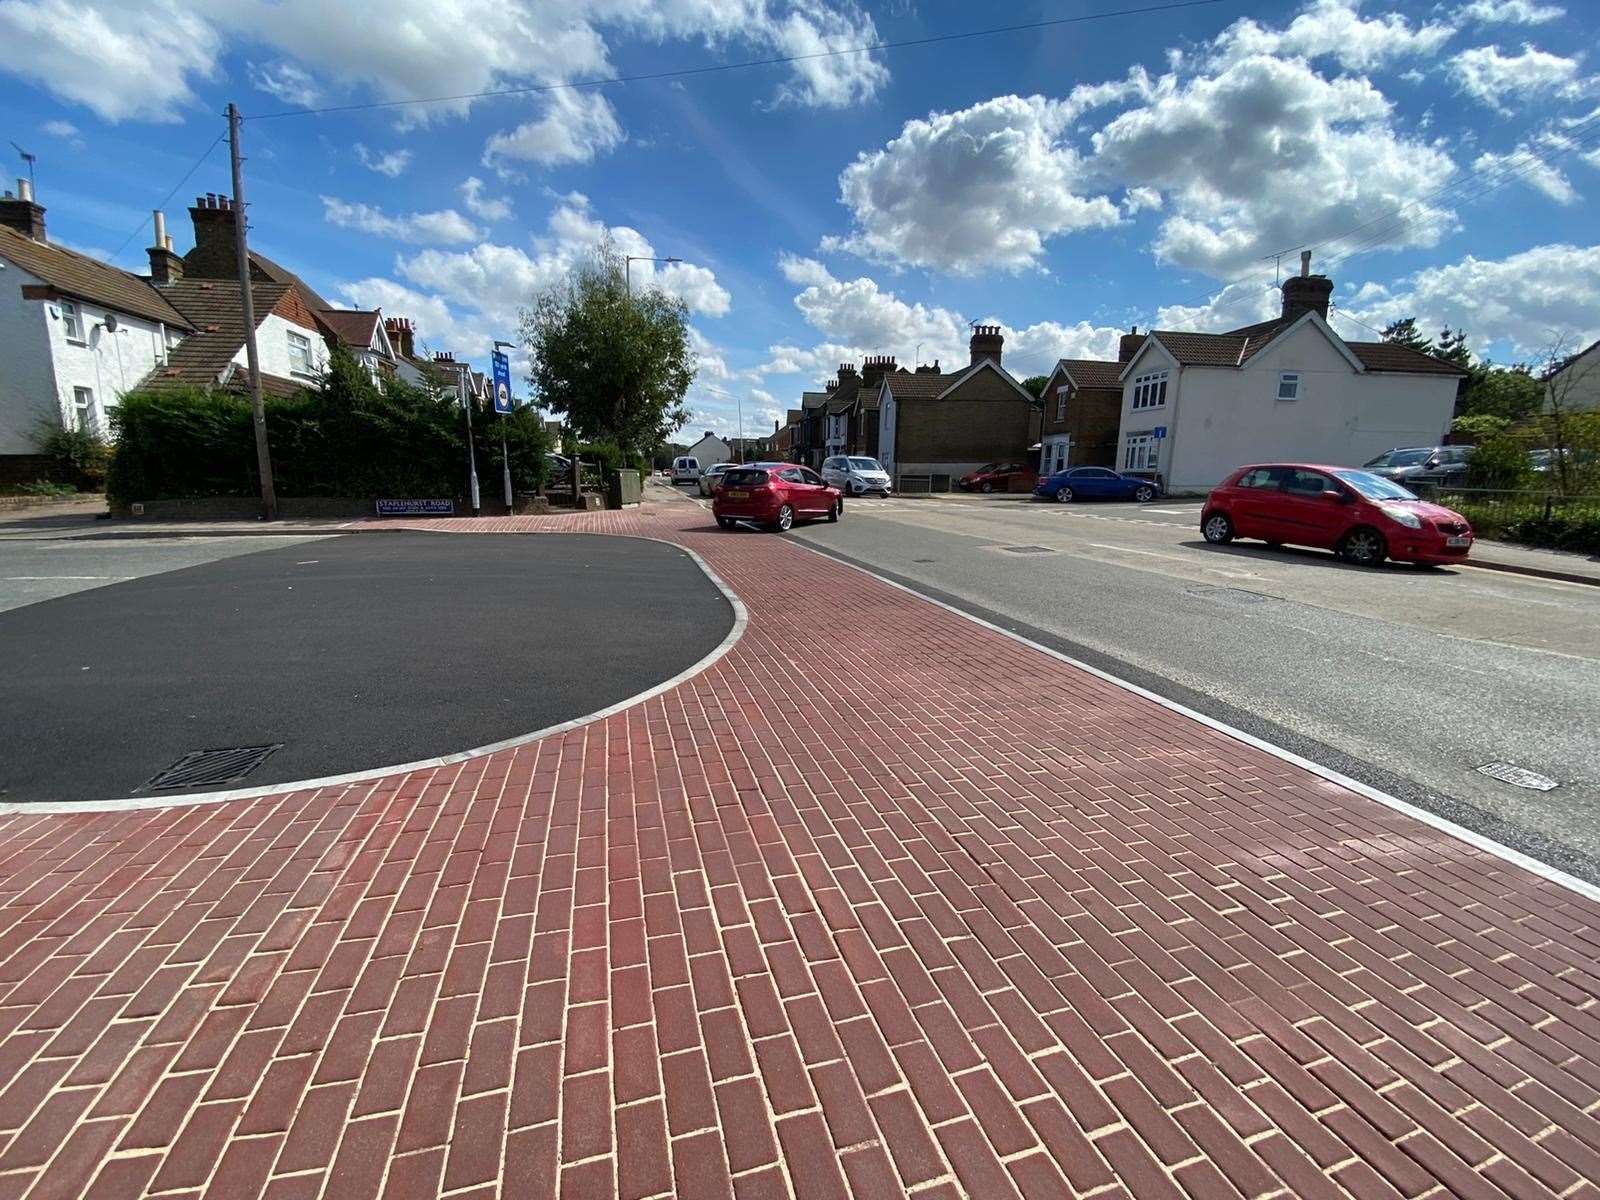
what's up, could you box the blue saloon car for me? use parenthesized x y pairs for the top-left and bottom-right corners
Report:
(1034, 466), (1160, 503)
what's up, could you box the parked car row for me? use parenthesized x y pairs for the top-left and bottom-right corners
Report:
(1202, 463), (1474, 567)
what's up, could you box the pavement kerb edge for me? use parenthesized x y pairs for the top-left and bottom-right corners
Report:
(786, 535), (1600, 907)
(1459, 557), (1600, 588)
(0, 536), (747, 816)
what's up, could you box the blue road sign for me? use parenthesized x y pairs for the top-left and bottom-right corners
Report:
(491, 350), (514, 414)
(1152, 425), (1167, 439)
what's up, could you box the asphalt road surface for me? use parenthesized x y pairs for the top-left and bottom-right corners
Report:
(789, 495), (1600, 882)
(1, 533), (732, 803)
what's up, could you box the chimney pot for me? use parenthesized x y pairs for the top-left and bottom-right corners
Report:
(152, 210), (167, 247)
(17, 178), (33, 203)
(1300, 250), (1312, 278)
(0, 181), (46, 241)
(968, 324), (1004, 367)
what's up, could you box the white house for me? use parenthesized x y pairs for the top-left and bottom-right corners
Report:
(1115, 257), (1465, 493)
(0, 182), (193, 465)
(320, 309), (399, 387)
(684, 431), (732, 466)
(1546, 338), (1600, 413)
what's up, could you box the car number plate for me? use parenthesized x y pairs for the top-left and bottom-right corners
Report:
(726, 490), (747, 499)
(1446, 535), (1470, 547)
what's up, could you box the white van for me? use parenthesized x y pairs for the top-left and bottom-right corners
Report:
(672, 455), (701, 484)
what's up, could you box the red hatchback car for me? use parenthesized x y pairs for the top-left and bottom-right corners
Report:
(1201, 464), (1474, 566)
(957, 462), (1038, 493)
(712, 464), (842, 532)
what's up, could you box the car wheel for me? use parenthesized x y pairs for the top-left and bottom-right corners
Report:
(1134, 485), (1156, 502)
(716, 516), (735, 530)
(1202, 512), (1234, 544)
(980, 481), (994, 494)
(772, 504), (794, 532)
(1339, 527), (1387, 567)
(828, 499), (841, 523)
(1054, 487), (1073, 503)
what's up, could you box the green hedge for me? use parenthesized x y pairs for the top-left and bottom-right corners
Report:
(108, 349), (550, 506)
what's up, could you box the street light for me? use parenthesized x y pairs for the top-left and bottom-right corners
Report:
(624, 255), (681, 296)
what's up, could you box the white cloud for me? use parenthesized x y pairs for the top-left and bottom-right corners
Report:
(1345, 243), (1600, 357)
(1121, 186), (1163, 215)
(459, 176), (512, 222)
(483, 89), (624, 172)
(1450, 44), (1584, 111)
(994, 320), (1125, 376)
(392, 194), (730, 328)
(688, 327), (732, 379)
(320, 197), (484, 244)
(249, 59), (322, 107)
(827, 95), (1122, 274)
(1210, 0), (1454, 71)
(0, 0), (219, 121)
(777, 253), (835, 287)
(337, 277), (493, 357)
(1455, 0), (1564, 24)
(1154, 278), (1282, 331)
(1472, 145), (1577, 204)
(354, 144), (413, 178)
(40, 118), (77, 137)
(1090, 55), (1456, 278)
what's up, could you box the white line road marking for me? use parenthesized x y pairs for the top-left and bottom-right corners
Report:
(1142, 508), (1189, 515)
(4, 575), (132, 581)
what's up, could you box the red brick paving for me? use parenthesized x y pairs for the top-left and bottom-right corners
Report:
(3, 499), (1600, 1199)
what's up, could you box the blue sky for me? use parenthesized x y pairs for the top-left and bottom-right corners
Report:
(4, 0), (1597, 438)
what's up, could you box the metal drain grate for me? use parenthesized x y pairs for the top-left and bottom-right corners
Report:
(999, 544), (1055, 555)
(143, 745), (283, 791)
(1476, 761), (1559, 791)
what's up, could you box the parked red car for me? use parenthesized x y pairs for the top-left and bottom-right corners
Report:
(1201, 464), (1473, 566)
(957, 462), (1038, 493)
(712, 464), (842, 532)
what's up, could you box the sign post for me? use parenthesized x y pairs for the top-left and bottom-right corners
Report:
(492, 346), (515, 511)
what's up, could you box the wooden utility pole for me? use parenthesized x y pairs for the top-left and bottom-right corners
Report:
(228, 102), (278, 521)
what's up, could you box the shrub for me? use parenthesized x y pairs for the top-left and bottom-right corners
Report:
(1463, 435), (1533, 489)
(35, 421), (109, 490)
(14, 479), (78, 498)
(107, 349), (552, 506)
(1450, 413), (1509, 442)
(1501, 509), (1600, 556)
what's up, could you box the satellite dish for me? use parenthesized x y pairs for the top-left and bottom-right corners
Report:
(103, 313), (119, 332)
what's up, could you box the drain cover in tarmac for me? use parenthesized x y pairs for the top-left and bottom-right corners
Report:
(1185, 585), (1277, 606)
(1476, 761), (1559, 791)
(999, 545), (1055, 555)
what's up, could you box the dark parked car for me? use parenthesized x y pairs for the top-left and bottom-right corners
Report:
(712, 464), (842, 531)
(1033, 466), (1158, 503)
(1201, 463), (1474, 566)
(1362, 445), (1471, 485)
(957, 462), (1037, 493)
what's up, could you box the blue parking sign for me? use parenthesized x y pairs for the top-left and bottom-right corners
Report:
(491, 350), (514, 414)
(1152, 425), (1167, 439)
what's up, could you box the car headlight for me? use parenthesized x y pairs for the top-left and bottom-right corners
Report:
(1380, 505), (1422, 529)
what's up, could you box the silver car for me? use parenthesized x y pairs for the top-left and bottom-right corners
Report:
(1361, 445), (1471, 485)
(698, 462), (735, 497)
(821, 455), (892, 496)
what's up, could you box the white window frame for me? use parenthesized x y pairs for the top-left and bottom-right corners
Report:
(72, 386), (96, 433)
(1277, 371), (1300, 401)
(1055, 386), (1069, 421)
(60, 300), (85, 344)
(287, 330), (315, 377)
(1123, 431), (1157, 471)
(1131, 370), (1168, 411)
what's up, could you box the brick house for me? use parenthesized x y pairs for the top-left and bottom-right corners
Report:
(873, 327), (1036, 483)
(795, 390), (829, 467)
(1036, 356), (1125, 474)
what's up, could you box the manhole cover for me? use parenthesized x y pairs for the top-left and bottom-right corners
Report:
(999, 545), (1055, 555)
(912, 558), (938, 563)
(1476, 761), (1559, 791)
(143, 745), (283, 791)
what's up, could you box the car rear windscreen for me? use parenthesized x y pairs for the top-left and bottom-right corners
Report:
(722, 469), (769, 487)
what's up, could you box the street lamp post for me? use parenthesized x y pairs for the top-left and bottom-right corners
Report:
(462, 369), (480, 516)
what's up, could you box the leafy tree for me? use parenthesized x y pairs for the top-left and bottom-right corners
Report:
(1381, 317), (1433, 355)
(521, 236), (694, 458)
(1020, 374), (1050, 402)
(1450, 413), (1510, 441)
(1456, 363), (1543, 423)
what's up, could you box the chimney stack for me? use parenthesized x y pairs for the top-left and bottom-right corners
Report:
(1118, 325), (1143, 363)
(147, 210), (184, 285)
(384, 317), (416, 360)
(0, 177), (46, 241)
(184, 192), (243, 280)
(1280, 252), (1333, 322)
(861, 355), (896, 388)
(969, 324), (1003, 367)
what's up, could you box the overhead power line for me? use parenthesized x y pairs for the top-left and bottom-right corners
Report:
(244, 0), (1238, 121)
(110, 131), (227, 262)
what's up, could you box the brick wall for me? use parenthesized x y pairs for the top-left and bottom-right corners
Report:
(894, 370), (1032, 469)
(1042, 386), (1122, 467)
